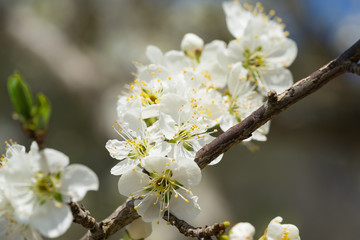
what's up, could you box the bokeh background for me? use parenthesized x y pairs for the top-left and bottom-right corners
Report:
(1, 0), (360, 239)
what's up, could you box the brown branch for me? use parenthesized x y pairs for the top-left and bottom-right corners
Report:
(72, 198), (141, 240)
(195, 38), (360, 169)
(163, 212), (229, 240)
(69, 202), (98, 231)
(72, 39), (360, 239)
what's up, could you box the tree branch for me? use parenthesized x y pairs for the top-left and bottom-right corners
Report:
(72, 198), (141, 240)
(73, 39), (360, 239)
(195, 38), (360, 169)
(163, 212), (229, 239)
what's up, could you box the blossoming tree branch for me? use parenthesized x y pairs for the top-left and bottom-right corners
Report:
(1, 1), (360, 240)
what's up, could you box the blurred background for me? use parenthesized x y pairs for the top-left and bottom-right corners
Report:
(1, 0), (360, 239)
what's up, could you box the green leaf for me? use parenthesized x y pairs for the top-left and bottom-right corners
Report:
(33, 93), (51, 130)
(7, 72), (33, 121)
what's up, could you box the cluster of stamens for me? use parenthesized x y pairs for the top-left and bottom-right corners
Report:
(130, 162), (192, 223)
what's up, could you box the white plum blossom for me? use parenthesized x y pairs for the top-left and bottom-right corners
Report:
(0, 142), (99, 238)
(229, 222), (255, 240)
(106, 120), (171, 175)
(159, 94), (223, 164)
(118, 156), (201, 222)
(220, 63), (269, 141)
(221, 1), (297, 94)
(265, 216), (301, 240)
(146, 34), (228, 89)
(117, 64), (185, 120)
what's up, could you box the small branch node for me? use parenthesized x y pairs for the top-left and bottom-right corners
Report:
(163, 212), (228, 239)
(266, 90), (278, 105)
(344, 61), (360, 75)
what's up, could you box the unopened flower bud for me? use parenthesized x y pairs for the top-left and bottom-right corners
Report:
(181, 33), (204, 59)
(229, 222), (255, 240)
(264, 216), (300, 240)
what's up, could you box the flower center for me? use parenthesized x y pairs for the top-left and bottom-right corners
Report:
(33, 171), (62, 204)
(169, 125), (199, 151)
(226, 94), (242, 122)
(243, 47), (266, 70)
(140, 87), (163, 106)
(128, 139), (150, 159)
(145, 169), (180, 204)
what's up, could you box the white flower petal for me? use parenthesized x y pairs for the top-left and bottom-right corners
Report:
(146, 45), (164, 65)
(163, 50), (192, 73)
(266, 38), (298, 68)
(42, 148), (69, 172)
(260, 68), (293, 94)
(106, 139), (131, 160)
(110, 159), (138, 176)
(158, 113), (177, 140)
(60, 164), (99, 202)
(30, 202), (72, 238)
(141, 156), (170, 175)
(172, 158), (201, 188)
(135, 193), (162, 222)
(170, 190), (201, 222)
(223, 1), (253, 38)
(118, 170), (149, 196)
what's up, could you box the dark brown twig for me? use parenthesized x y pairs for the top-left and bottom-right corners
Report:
(163, 212), (229, 240)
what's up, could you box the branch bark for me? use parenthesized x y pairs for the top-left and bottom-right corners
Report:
(163, 212), (229, 239)
(73, 39), (360, 239)
(195, 38), (360, 169)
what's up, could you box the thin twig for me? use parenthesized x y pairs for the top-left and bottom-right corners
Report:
(163, 212), (229, 239)
(77, 198), (141, 240)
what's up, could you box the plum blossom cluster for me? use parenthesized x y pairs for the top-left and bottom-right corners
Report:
(106, 0), (297, 224)
(0, 140), (99, 239)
